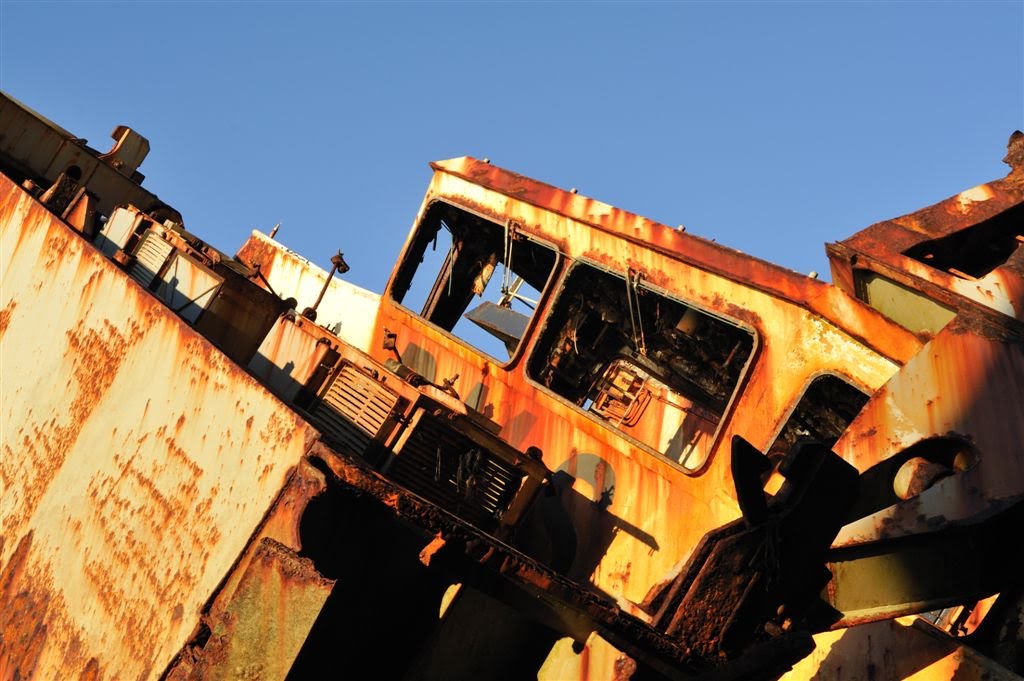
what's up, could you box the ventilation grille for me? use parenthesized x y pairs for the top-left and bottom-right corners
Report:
(307, 364), (401, 457)
(129, 231), (174, 289)
(388, 414), (522, 527)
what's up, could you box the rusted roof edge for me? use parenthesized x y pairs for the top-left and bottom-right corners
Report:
(430, 156), (921, 364)
(837, 171), (1024, 250)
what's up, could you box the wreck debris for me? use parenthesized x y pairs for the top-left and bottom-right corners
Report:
(1, 91), (1022, 681)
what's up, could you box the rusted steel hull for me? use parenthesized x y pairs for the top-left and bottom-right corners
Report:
(0, 176), (318, 680)
(166, 462), (336, 681)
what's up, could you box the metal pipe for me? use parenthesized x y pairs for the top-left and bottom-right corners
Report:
(302, 250), (349, 321)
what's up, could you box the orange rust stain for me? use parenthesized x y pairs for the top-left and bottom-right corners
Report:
(0, 533), (48, 681)
(0, 300), (16, 336)
(235, 234), (280, 283)
(0, 443), (14, 491)
(515, 566), (552, 591)
(607, 561), (632, 587)
(260, 410), (303, 447)
(79, 269), (104, 301)
(42, 232), (72, 270)
(2, 319), (140, 539)
(77, 657), (102, 681)
(80, 424), (214, 663)
(165, 439), (203, 480)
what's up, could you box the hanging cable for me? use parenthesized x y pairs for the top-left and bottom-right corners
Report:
(626, 268), (638, 350)
(626, 268), (647, 356)
(634, 269), (647, 355)
(501, 220), (514, 300)
(441, 219), (455, 299)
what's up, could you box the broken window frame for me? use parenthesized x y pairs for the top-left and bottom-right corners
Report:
(386, 199), (562, 367)
(524, 257), (759, 475)
(765, 371), (871, 466)
(853, 269), (956, 335)
(902, 203), (1024, 280)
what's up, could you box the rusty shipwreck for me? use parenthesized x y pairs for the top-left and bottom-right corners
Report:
(2, 91), (1023, 680)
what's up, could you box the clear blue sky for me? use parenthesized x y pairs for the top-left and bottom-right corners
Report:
(1, 1), (1021, 294)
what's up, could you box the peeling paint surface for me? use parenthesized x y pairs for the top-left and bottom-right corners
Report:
(236, 230), (380, 352)
(834, 326), (1024, 546)
(789, 619), (1023, 681)
(371, 159), (915, 615)
(2, 110), (1023, 681)
(828, 161), (1024, 323)
(0, 177), (317, 680)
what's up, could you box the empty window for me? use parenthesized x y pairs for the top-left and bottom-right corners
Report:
(854, 270), (956, 335)
(527, 262), (755, 471)
(903, 203), (1024, 280)
(767, 374), (870, 463)
(389, 202), (557, 361)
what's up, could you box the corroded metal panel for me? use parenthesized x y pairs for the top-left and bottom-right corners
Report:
(0, 176), (318, 680)
(170, 539), (334, 681)
(236, 230), (380, 351)
(827, 137), (1024, 325)
(371, 160), (918, 619)
(0, 92), (179, 223)
(791, 619), (1023, 681)
(248, 315), (331, 403)
(833, 324), (1024, 545)
(164, 460), (332, 681)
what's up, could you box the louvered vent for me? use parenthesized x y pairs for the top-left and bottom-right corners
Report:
(388, 414), (522, 528)
(129, 231), (174, 289)
(307, 363), (401, 457)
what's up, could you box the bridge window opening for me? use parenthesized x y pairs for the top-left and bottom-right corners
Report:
(390, 202), (557, 361)
(527, 262), (754, 471)
(903, 203), (1024, 279)
(853, 270), (956, 335)
(767, 374), (870, 465)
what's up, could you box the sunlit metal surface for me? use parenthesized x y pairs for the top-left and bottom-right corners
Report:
(236, 230), (380, 351)
(0, 176), (318, 679)
(2, 96), (1022, 681)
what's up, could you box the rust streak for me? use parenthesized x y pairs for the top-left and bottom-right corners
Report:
(0, 300), (15, 336)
